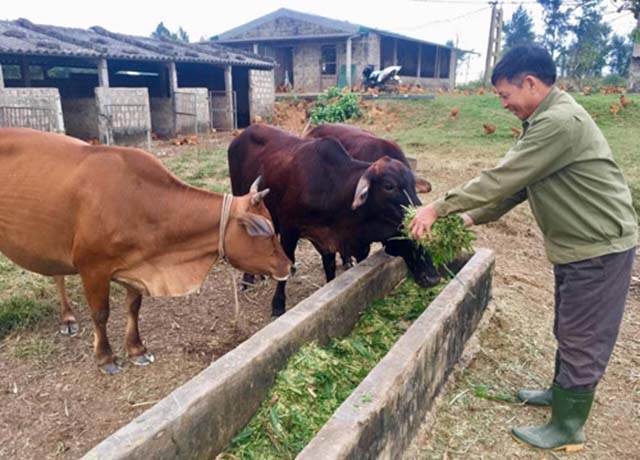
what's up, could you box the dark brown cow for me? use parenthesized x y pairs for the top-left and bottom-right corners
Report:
(306, 123), (432, 193)
(0, 128), (290, 374)
(306, 123), (434, 267)
(228, 124), (440, 317)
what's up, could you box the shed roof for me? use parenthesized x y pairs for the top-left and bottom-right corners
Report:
(0, 18), (273, 68)
(212, 8), (460, 52)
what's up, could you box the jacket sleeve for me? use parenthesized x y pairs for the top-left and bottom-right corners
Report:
(467, 189), (528, 225)
(433, 115), (575, 217)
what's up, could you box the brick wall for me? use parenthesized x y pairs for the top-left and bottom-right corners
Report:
(0, 88), (65, 132)
(294, 44), (322, 92)
(249, 69), (275, 122)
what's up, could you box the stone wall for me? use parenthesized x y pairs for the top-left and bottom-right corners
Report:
(62, 98), (98, 140)
(249, 69), (275, 122)
(293, 44), (322, 92)
(0, 88), (65, 132)
(95, 87), (151, 147)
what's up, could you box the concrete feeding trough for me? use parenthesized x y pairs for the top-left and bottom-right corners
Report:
(82, 248), (494, 460)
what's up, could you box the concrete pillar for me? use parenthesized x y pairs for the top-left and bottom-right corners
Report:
(168, 62), (179, 94)
(225, 65), (234, 130)
(434, 46), (441, 79)
(448, 48), (457, 88)
(0, 64), (4, 89)
(417, 45), (422, 78)
(21, 57), (31, 87)
(98, 59), (109, 87)
(393, 39), (398, 66)
(346, 37), (352, 89)
(253, 43), (259, 54)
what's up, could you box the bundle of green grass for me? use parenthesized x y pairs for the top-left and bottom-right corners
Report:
(400, 206), (476, 270)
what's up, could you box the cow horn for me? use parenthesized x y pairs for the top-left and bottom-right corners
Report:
(249, 176), (262, 193)
(251, 188), (270, 206)
(351, 175), (370, 210)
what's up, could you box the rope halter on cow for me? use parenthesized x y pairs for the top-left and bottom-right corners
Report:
(218, 193), (234, 262)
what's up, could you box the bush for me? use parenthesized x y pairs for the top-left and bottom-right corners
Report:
(309, 87), (362, 124)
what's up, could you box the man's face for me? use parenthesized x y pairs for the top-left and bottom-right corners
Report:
(494, 77), (540, 121)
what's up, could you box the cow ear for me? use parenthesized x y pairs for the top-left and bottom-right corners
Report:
(414, 175), (432, 193)
(238, 213), (275, 237)
(351, 174), (370, 210)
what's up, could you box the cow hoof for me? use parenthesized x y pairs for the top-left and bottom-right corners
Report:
(414, 274), (441, 288)
(131, 352), (155, 366)
(59, 321), (79, 337)
(100, 362), (122, 375)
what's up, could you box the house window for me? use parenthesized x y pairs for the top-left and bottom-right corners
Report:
(321, 45), (336, 75)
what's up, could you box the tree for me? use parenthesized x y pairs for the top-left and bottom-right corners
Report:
(151, 22), (173, 40)
(151, 22), (190, 43)
(609, 33), (632, 76)
(502, 6), (536, 53)
(536, 0), (572, 61)
(565, 1), (612, 81)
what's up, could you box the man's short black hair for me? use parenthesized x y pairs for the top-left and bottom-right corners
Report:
(491, 44), (557, 86)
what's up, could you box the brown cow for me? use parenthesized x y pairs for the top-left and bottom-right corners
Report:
(228, 124), (440, 317)
(0, 128), (290, 374)
(306, 123), (433, 267)
(306, 123), (432, 193)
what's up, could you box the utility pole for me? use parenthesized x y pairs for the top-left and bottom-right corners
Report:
(483, 1), (503, 88)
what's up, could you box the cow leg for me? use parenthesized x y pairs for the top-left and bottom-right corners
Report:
(321, 253), (337, 281)
(80, 271), (120, 375)
(54, 275), (79, 336)
(123, 287), (155, 366)
(271, 229), (300, 316)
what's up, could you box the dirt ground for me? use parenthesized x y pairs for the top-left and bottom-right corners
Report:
(403, 153), (640, 459)
(1, 101), (638, 459)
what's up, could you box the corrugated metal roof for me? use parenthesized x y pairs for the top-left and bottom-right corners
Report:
(213, 8), (462, 52)
(0, 18), (273, 68)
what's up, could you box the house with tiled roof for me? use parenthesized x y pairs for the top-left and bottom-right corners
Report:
(212, 8), (462, 93)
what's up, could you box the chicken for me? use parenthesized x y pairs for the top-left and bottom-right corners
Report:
(511, 127), (521, 139)
(476, 88), (486, 95)
(620, 95), (632, 108)
(483, 123), (497, 135)
(583, 86), (592, 96)
(610, 104), (621, 116)
(450, 107), (460, 119)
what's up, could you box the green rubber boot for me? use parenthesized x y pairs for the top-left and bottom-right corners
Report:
(512, 385), (595, 452)
(516, 351), (560, 407)
(517, 387), (553, 406)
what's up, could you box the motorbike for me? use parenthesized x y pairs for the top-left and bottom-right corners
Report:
(361, 65), (402, 92)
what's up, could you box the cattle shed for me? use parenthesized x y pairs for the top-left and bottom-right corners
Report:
(211, 8), (463, 93)
(0, 18), (275, 145)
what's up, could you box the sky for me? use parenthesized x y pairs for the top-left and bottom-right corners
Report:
(2, 0), (637, 83)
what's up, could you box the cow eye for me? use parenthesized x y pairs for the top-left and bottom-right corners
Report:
(382, 182), (395, 191)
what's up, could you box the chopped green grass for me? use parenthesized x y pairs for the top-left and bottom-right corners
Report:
(398, 208), (476, 270)
(220, 278), (443, 459)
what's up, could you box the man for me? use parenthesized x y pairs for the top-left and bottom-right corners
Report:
(409, 44), (637, 452)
